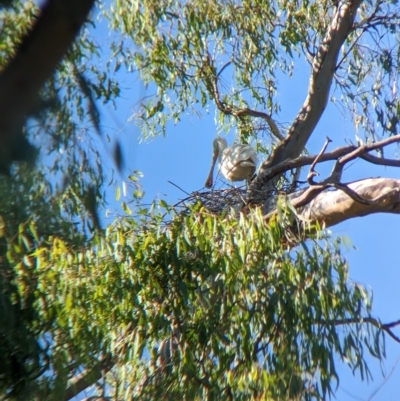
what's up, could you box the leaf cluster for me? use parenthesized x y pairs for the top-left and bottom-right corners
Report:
(1, 199), (384, 400)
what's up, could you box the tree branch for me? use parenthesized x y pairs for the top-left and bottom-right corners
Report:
(258, 144), (356, 183)
(204, 52), (284, 141)
(0, 0), (95, 169)
(299, 178), (400, 227)
(325, 317), (400, 343)
(361, 153), (400, 167)
(252, 134), (400, 205)
(262, 135), (400, 224)
(336, 134), (400, 168)
(253, 0), (363, 192)
(307, 136), (332, 185)
(64, 356), (115, 401)
(232, 108), (284, 141)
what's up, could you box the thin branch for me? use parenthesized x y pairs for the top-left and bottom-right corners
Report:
(326, 134), (400, 185)
(367, 357), (400, 401)
(204, 53), (284, 141)
(326, 317), (400, 343)
(262, 184), (327, 220)
(382, 319), (400, 329)
(338, 135), (400, 166)
(361, 153), (400, 167)
(216, 60), (232, 78)
(257, 134), (400, 190)
(287, 185), (327, 209)
(258, 144), (356, 183)
(336, 11), (372, 71)
(307, 136), (332, 185)
(303, 135), (400, 208)
(336, 28), (368, 71)
(232, 108), (284, 141)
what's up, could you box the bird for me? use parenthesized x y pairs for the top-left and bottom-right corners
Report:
(204, 137), (257, 188)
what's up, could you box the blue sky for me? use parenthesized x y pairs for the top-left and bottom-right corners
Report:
(70, 7), (400, 400)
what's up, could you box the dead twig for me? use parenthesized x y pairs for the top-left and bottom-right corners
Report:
(307, 136), (332, 185)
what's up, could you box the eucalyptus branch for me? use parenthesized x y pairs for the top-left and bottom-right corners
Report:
(324, 317), (400, 344)
(305, 135), (400, 207)
(262, 184), (327, 220)
(232, 108), (284, 141)
(254, 0), (363, 193)
(216, 60), (232, 78)
(64, 323), (134, 400)
(205, 54), (284, 141)
(326, 134), (400, 185)
(335, 26), (367, 72)
(353, 0), (383, 29)
(307, 136), (332, 185)
(339, 135), (400, 166)
(257, 145), (355, 183)
(261, 134), (400, 218)
(257, 134), (400, 191)
(64, 355), (115, 401)
(361, 153), (400, 167)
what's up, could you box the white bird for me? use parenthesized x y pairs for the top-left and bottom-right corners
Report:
(204, 137), (257, 188)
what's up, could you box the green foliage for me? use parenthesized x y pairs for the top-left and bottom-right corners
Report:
(1, 198), (383, 400)
(1, 1), (400, 400)
(105, 0), (400, 145)
(0, 168), (85, 399)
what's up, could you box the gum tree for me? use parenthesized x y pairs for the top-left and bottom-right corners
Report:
(1, 0), (400, 400)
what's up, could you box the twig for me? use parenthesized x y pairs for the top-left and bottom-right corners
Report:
(307, 136), (332, 185)
(206, 55), (284, 141)
(367, 356), (400, 401)
(233, 108), (284, 141)
(325, 317), (400, 343)
(167, 181), (191, 196)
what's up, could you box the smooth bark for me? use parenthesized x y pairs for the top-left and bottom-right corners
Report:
(296, 178), (400, 227)
(252, 0), (363, 194)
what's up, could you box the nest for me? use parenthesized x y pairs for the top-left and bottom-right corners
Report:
(190, 187), (249, 214)
(172, 177), (306, 216)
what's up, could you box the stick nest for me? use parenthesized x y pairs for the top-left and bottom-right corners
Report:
(176, 181), (299, 215)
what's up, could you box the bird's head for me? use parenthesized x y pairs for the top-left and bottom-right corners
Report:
(212, 137), (228, 159)
(205, 137), (228, 188)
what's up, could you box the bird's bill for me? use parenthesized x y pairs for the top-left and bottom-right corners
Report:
(204, 152), (218, 188)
